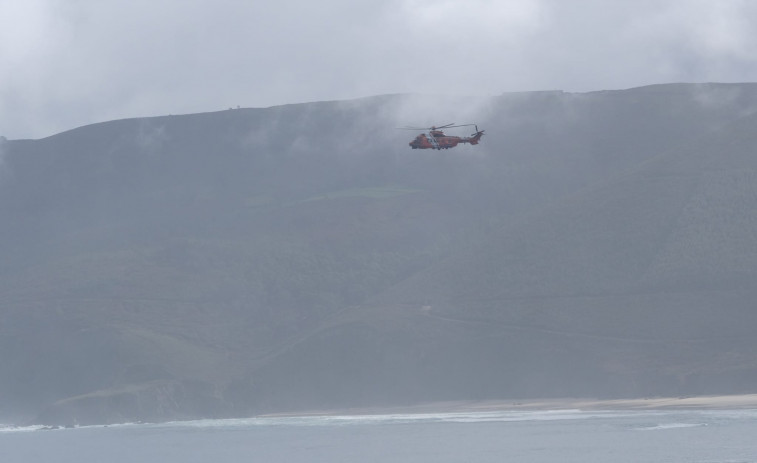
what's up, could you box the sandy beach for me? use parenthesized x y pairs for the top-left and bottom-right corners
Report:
(263, 394), (757, 417)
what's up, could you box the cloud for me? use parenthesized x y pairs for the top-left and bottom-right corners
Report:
(2, 0), (757, 139)
(1, 0), (75, 137)
(616, 0), (757, 82)
(397, 0), (547, 43)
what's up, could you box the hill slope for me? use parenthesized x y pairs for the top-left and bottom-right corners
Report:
(227, 109), (757, 414)
(2, 83), (757, 424)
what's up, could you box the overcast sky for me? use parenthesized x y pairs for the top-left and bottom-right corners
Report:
(2, 0), (757, 139)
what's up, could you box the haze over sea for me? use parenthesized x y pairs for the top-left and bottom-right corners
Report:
(2, 408), (757, 463)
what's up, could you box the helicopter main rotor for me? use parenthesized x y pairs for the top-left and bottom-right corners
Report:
(398, 123), (477, 131)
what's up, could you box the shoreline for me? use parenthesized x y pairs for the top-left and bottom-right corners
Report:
(261, 393), (757, 417)
(7, 394), (757, 429)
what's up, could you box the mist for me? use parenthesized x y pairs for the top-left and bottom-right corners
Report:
(3, 0), (757, 139)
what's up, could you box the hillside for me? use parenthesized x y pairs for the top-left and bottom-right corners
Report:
(2, 83), (757, 425)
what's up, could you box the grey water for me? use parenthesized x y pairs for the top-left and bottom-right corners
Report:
(2, 409), (757, 462)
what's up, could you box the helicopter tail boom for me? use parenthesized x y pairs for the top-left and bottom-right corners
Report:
(462, 129), (485, 145)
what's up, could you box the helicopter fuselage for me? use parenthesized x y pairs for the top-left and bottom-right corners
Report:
(409, 130), (483, 149)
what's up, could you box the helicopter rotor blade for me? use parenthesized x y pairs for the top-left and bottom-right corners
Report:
(444, 123), (477, 129)
(469, 125), (484, 136)
(398, 123), (479, 130)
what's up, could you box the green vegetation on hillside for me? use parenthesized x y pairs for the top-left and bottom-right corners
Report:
(4, 84), (757, 425)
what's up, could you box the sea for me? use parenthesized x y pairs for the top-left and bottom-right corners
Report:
(2, 408), (757, 462)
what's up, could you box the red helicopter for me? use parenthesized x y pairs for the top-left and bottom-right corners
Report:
(401, 123), (485, 150)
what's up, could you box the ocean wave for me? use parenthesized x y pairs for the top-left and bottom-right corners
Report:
(146, 409), (638, 430)
(635, 422), (707, 431)
(0, 424), (49, 433)
(10, 408), (757, 433)
(146, 408), (757, 430)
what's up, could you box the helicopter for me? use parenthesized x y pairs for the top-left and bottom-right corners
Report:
(400, 123), (485, 150)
